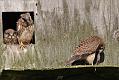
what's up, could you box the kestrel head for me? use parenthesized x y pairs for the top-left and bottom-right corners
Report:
(20, 13), (33, 26)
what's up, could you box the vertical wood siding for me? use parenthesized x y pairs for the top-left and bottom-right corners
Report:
(0, 0), (119, 70)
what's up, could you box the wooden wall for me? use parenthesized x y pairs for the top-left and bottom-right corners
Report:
(0, 0), (119, 70)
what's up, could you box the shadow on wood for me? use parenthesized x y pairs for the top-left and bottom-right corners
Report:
(0, 66), (119, 80)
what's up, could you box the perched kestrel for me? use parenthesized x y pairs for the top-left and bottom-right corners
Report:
(16, 13), (34, 49)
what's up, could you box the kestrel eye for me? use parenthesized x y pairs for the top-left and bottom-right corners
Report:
(100, 47), (104, 49)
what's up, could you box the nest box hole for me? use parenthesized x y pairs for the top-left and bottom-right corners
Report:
(2, 12), (35, 44)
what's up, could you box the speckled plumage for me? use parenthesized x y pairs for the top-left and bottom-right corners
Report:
(16, 13), (34, 48)
(66, 36), (105, 65)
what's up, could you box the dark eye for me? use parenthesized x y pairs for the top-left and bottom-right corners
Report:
(100, 46), (104, 49)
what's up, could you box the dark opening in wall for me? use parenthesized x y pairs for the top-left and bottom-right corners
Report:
(2, 12), (35, 44)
